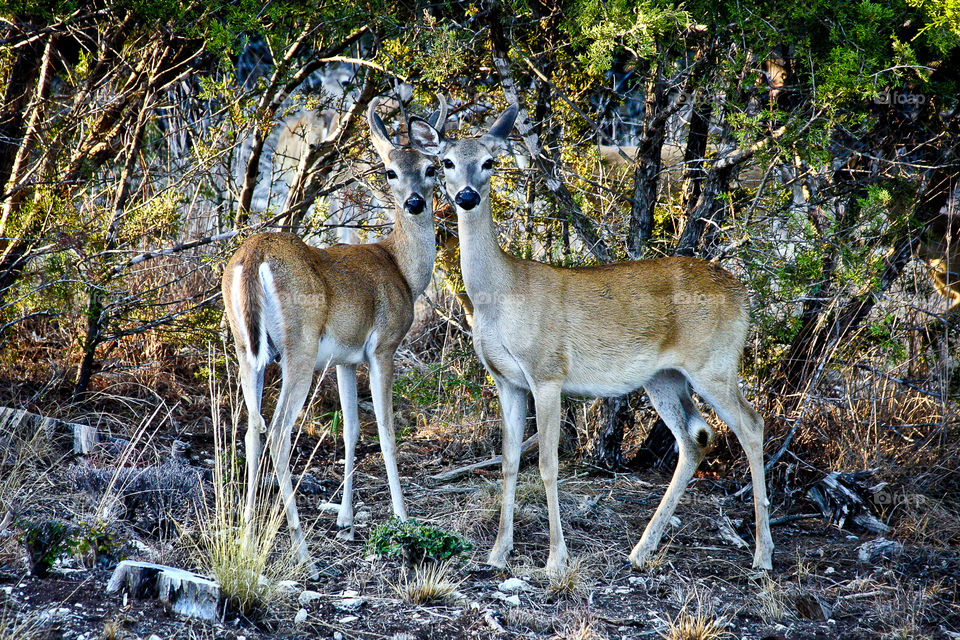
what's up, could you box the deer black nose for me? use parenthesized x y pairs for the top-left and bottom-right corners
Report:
(455, 188), (480, 211)
(405, 194), (425, 215)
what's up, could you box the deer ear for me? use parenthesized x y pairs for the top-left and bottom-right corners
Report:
(367, 98), (397, 161)
(409, 118), (445, 156)
(482, 104), (518, 156)
(426, 94), (449, 136)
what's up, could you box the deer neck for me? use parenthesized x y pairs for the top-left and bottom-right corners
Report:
(381, 209), (436, 297)
(456, 199), (513, 297)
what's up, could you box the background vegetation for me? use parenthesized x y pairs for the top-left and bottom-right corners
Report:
(0, 0), (958, 637)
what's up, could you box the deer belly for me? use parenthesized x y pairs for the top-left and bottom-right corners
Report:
(314, 333), (366, 368)
(561, 352), (658, 397)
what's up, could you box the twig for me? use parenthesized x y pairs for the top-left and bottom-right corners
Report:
(769, 513), (821, 526)
(427, 434), (539, 484)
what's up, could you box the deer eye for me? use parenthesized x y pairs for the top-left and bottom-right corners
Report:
(385, 169), (398, 180)
(425, 166), (436, 177)
(442, 159), (455, 169)
(482, 158), (495, 170)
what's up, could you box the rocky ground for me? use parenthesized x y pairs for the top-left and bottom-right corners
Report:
(2, 413), (959, 640)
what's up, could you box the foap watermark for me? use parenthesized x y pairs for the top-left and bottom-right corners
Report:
(671, 291), (730, 306)
(675, 90), (726, 107)
(874, 89), (926, 106)
(871, 488), (924, 508)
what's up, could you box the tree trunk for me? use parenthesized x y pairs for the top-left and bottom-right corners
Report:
(674, 122), (737, 257)
(626, 67), (669, 258)
(0, 31), (43, 195)
(680, 102), (713, 215)
(589, 395), (632, 471)
(0, 35), (54, 308)
(631, 417), (678, 472)
(73, 90), (151, 397)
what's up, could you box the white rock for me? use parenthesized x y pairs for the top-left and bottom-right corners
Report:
(669, 516), (681, 528)
(334, 633), (344, 640)
(494, 592), (521, 606)
(147, 635), (162, 640)
(276, 580), (301, 595)
(333, 597), (364, 612)
(858, 537), (903, 563)
(298, 590), (323, 606)
(498, 577), (530, 593)
(294, 608), (308, 625)
(339, 615), (359, 624)
(319, 502), (342, 514)
(341, 589), (361, 598)
(825, 566), (835, 575)
(355, 510), (372, 523)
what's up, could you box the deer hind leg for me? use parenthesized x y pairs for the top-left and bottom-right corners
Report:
(336, 365), (360, 540)
(236, 348), (267, 528)
(487, 377), (528, 568)
(531, 381), (568, 573)
(629, 369), (710, 569)
(691, 374), (773, 570)
(267, 354), (318, 578)
(368, 352), (407, 520)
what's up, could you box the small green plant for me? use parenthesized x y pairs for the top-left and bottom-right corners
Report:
(16, 518), (76, 577)
(15, 517), (127, 576)
(367, 517), (472, 564)
(74, 521), (125, 569)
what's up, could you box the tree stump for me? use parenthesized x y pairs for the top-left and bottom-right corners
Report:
(107, 561), (220, 620)
(806, 470), (890, 534)
(0, 406), (98, 454)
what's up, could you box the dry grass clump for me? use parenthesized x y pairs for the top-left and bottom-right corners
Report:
(551, 614), (607, 640)
(890, 493), (960, 547)
(0, 413), (58, 516)
(545, 557), (587, 599)
(504, 608), (553, 634)
(389, 560), (463, 605)
(658, 587), (733, 640)
(0, 604), (44, 640)
(187, 350), (309, 616)
(878, 584), (927, 640)
(754, 573), (788, 623)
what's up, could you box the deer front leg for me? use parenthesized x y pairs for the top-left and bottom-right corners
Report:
(488, 378), (528, 569)
(336, 365), (360, 541)
(531, 381), (568, 574)
(368, 352), (407, 519)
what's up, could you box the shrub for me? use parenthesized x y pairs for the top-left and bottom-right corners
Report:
(367, 517), (472, 564)
(16, 518), (76, 577)
(16, 518), (127, 576)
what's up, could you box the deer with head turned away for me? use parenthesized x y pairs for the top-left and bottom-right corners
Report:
(222, 97), (445, 577)
(410, 104), (773, 573)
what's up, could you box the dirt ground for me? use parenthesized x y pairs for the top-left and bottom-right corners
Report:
(2, 408), (959, 640)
